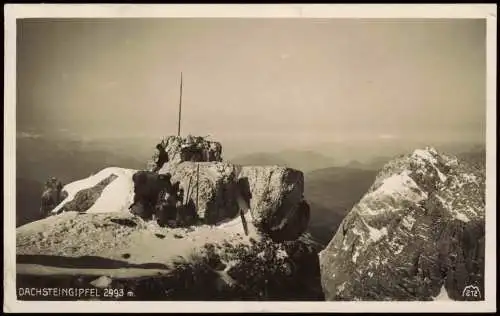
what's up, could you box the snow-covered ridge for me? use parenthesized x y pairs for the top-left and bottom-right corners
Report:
(356, 147), (483, 222)
(360, 169), (428, 215)
(412, 147), (439, 165)
(319, 147), (486, 301)
(50, 167), (137, 215)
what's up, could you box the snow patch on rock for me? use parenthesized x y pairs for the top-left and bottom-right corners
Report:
(365, 223), (388, 244)
(90, 276), (113, 288)
(374, 170), (426, 201)
(401, 215), (416, 231)
(352, 248), (361, 263)
(412, 148), (438, 165)
(435, 194), (470, 223)
(460, 173), (479, 186)
(434, 285), (454, 301)
(336, 281), (347, 294)
(86, 168), (136, 213)
(359, 170), (427, 216)
(276, 248), (288, 260)
(51, 167), (137, 215)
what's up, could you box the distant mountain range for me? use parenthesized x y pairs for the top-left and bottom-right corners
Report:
(300, 140), (486, 165)
(228, 150), (336, 173)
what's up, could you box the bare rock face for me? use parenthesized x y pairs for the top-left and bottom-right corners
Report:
(156, 162), (309, 240)
(237, 165), (308, 240)
(147, 135), (223, 171)
(141, 137), (310, 239)
(39, 139), (311, 241)
(23, 137), (314, 301)
(319, 147), (485, 301)
(40, 177), (68, 218)
(166, 161), (241, 225)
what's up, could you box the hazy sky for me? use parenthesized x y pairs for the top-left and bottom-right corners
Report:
(17, 18), (486, 150)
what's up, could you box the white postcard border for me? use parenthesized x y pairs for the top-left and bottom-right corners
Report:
(3, 4), (497, 313)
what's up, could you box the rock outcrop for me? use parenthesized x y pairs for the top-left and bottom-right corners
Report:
(164, 162), (309, 238)
(319, 147), (485, 301)
(164, 161), (241, 225)
(136, 136), (310, 239)
(46, 164), (309, 241)
(40, 177), (68, 218)
(17, 136), (317, 300)
(147, 135), (223, 171)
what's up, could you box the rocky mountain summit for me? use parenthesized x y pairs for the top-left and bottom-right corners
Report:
(16, 140), (486, 301)
(16, 136), (320, 300)
(319, 147), (485, 301)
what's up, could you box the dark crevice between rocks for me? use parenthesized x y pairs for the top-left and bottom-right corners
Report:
(110, 218), (137, 228)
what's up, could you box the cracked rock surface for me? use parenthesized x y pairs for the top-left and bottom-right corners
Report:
(319, 147), (485, 301)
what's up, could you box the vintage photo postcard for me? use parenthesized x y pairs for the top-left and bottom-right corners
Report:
(3, 3), (497, 313)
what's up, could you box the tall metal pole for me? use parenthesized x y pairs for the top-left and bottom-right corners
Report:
(196, 164), (200, 212)
(177, 72), (183, 137)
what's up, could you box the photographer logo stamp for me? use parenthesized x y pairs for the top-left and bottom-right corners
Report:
(462, 285), (481, 300)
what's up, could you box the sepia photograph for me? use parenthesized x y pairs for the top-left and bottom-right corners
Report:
(3, 4), (496, 313)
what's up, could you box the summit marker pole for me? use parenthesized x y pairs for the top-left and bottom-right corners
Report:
(177, 72), (183, 137)
(196, 164), (200, 212)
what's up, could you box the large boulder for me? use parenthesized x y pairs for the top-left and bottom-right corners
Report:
(237, 165), (308, 240)
(147, 135), (223, 171)
(142, 136), (308, 239)
(40, 177), (68, 218)
(163, 161), (240, 224)
(319, 147), (485, 301)
(129, 171), (173, 220)
(42, 163), (310, 241)
(165, 162), (309, 239)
